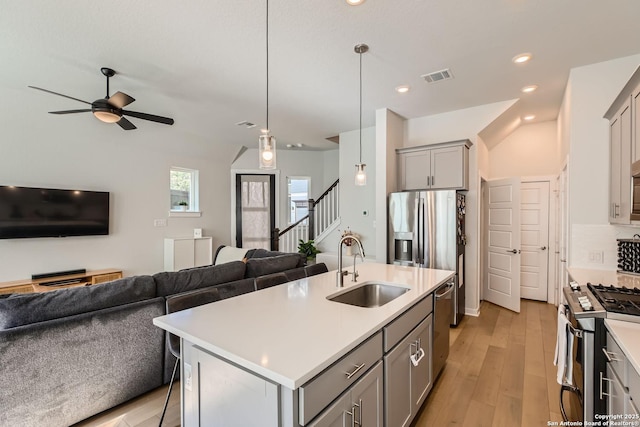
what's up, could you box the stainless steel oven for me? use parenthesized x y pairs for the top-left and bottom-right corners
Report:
(561, 286), (607, 423)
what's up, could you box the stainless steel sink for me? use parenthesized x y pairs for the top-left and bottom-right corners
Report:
(327, 282), (410, 308)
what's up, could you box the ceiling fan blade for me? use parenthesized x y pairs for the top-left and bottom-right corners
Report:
(49, 109), (92, 114)
(117, 117), (137, 130)
(123, 110), (174, 125)
(109, 91), (135, 109)
(28, 86), (92, 105)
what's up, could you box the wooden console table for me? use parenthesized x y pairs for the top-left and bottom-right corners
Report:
(0, 269), (123, 295)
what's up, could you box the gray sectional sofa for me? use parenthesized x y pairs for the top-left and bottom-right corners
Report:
(0, 248), (322, 427)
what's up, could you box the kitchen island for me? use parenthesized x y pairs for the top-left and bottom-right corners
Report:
(153, 262), (454, 427)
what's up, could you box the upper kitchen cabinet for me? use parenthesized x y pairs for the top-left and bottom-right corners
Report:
(604, 66), (640, 224)
(396, 140), (471, 191)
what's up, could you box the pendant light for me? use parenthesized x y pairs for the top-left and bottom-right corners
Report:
(259, 0), (276, 169)
(354, 43), (368, 186)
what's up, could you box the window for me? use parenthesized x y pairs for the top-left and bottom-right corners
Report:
(170, 167), (199, 213)
(287, 177), (310, 224)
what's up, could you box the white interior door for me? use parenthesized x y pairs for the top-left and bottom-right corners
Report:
(484, 178), (521, 313)
(520, 181), (550, 301)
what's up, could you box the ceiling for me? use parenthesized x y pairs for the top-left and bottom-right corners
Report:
(2, 0), (640, 152)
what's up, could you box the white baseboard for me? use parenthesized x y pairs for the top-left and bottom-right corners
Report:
(465, 307), (480, 317)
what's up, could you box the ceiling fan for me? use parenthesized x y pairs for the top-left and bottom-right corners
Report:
(28, 67), (174, 130)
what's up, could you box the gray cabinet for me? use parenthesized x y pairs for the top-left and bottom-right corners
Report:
(607, 364), (626, 418)
(396, 140), (470, 191)
(603, 327), (640, 418)
(604, 66), (640, 224)
(299, 332), (383, 425)
(384, 314), (433, 427)
(607, 99), (631, 224)
(310, 361), (383, 427)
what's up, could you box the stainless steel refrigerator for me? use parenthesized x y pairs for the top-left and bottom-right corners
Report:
(388, 190), (466, 326)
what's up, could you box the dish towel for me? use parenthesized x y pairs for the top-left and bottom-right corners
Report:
(553, 305), (574, 385)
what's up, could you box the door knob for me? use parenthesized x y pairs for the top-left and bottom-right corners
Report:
(540, 246), (547, 250)
(506, 249), (517, 254)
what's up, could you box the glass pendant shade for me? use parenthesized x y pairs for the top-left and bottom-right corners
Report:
(355, 163), (367, 186)
(259, 132), (276, 170)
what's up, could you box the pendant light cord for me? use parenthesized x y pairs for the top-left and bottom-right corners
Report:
(359, 49), (362, 163)
(266, 0), (269, 132)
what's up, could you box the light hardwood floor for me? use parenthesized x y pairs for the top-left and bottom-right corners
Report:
(74, 299), (561, 427)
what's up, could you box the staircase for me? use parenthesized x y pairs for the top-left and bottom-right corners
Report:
(273, 179), (340, 253)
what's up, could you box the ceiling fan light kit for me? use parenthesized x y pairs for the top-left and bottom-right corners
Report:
(29, 67), (174, 131)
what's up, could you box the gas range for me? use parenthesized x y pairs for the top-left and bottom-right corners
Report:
(564, 282), (640, 322)
(588, 283), (640, 322)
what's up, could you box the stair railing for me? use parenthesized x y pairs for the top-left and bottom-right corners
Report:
(273, 179), (339, 252)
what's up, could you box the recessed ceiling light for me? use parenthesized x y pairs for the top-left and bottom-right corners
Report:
(523, 115), (536, 121)
(512, 53), (533, 64)
(521, 85), (538, 93)
(346, 0), (365, 4)
(395, 85), (410, 94)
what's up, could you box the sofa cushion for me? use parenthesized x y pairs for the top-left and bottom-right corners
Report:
(245, 254), (301, 278)
(0, 297), (165, 427)
(214, 278), (256, 300)
(154, 260), (246, 297)
(0, 275), (156, 330)
(247, 248), (306, 267)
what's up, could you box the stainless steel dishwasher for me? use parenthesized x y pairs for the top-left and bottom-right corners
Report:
(433, 280), (454, 378)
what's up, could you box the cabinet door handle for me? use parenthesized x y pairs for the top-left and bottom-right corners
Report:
(346, 399), (362, 427)
(354, 399), (362, 426)
(602, 348), (621, 362)
(431, 175), (434, 186)
(600, 371), (613, 399)
(345, 363), (366, 379)
(427, 176), (430, 186)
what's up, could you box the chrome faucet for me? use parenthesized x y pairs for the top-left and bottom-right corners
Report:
(337, 234), (365, 287)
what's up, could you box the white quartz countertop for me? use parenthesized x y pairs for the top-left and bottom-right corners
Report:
(153, 263), (454, 390)
(604, 319), (640, 376)
(568, 267), (640, 288)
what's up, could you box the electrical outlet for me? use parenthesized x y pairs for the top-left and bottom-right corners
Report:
(588, 251), (604, 264)
(154, 219), (167, 227)
(184, 362), (192, 391)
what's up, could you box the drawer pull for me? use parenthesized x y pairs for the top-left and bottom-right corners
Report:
(345, 363), (366, 380)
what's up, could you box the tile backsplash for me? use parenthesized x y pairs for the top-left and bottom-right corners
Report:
(571, 224), (640, 270)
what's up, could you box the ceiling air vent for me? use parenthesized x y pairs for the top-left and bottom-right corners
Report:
(235, 120), (256, 129)
(421, 68), (453, 84)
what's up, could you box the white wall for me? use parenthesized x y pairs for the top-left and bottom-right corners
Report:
(375, 108), (404, 263)
(560, 54), (640, 268)
(403, 101), (514, 316)
(488, 121), (561, 179)
(0, 120), (238, 281)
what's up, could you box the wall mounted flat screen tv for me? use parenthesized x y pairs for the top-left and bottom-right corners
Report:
(0, 186), (110, 239)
